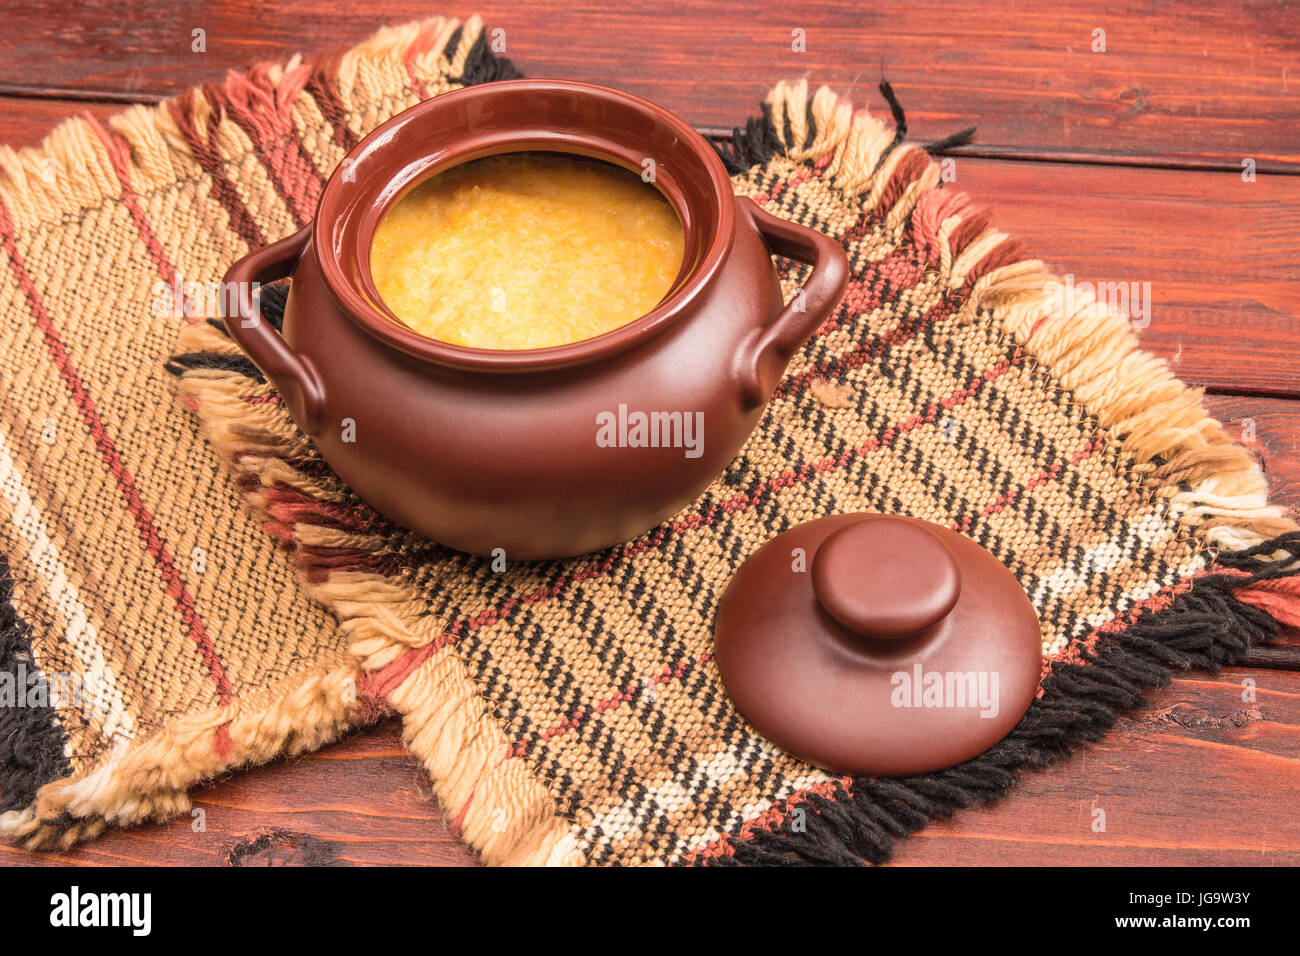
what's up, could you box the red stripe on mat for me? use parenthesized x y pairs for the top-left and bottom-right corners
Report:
(0, 192), (235, 721)
(954, 434), (1107, 533)
(83, 117), (201, 322)
(207, 75), (322, 227)
(165, 97), (268, 250)
(80, 119), (237, 757)
(771, 289), (951, 401)
(402, 20), (446, 99)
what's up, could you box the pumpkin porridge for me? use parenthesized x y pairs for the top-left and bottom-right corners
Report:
(369, 153), (685, 350)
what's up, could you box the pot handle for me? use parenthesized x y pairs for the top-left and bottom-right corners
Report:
(221, 225), (327, 434)
(735, 197), (850, 409)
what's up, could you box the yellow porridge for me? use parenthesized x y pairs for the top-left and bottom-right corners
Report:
(369, 153), (685, 350)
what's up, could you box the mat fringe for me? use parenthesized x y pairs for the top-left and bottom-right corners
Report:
(172, 310), (581, 866)
(0, 550), (72, 815)
(740, 80), (1294, 554)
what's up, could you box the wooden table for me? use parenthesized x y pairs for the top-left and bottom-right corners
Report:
(2, 0), (1297, 866)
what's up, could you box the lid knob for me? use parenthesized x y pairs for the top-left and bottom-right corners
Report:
(811, 515), (961, 642)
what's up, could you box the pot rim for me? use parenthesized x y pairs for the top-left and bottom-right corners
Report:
(313, 78), (737, 373)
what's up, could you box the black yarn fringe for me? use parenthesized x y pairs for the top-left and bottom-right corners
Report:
(449, 23), (524, 86)
(716, 102), (788, 176)
(700, 532), (1300, 866)
(0, 550), (72, 813)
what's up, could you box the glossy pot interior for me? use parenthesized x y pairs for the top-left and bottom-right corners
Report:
(223, 79), (849, 559)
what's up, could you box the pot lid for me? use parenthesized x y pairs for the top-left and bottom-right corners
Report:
(713, 513), (1042, 777)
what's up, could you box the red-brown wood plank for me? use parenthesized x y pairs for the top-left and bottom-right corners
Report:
(1203, 394), (1300, 659)
(3, 666), (1296, 866)
(890, 668), (1300, 865)
(0, 1), (1296, 171)
(957, 159), (1300, 396)
(0, 96), (118, 147)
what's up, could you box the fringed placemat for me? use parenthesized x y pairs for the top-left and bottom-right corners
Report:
(3, 14), (1298, 864)
(0, 15), (515, 849)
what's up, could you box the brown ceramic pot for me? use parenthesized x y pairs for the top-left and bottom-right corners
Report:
(222, 79), (849, 559)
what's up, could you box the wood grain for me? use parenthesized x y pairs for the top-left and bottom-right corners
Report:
(0, 1), (1296, 171)
(890, 669), (1300, 865)
(0, 96), (118, 147)
(0, 718), (478, 867)
(956, 159), (1300, 397)
(3, 666), (1295, 867)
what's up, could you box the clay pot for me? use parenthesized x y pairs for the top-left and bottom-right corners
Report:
(222, 79), (849, 559)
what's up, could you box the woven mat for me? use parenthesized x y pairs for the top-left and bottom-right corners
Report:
(3, 15), (1298, 865)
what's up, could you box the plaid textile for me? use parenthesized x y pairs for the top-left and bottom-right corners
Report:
(2, 15), (1296, 863)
